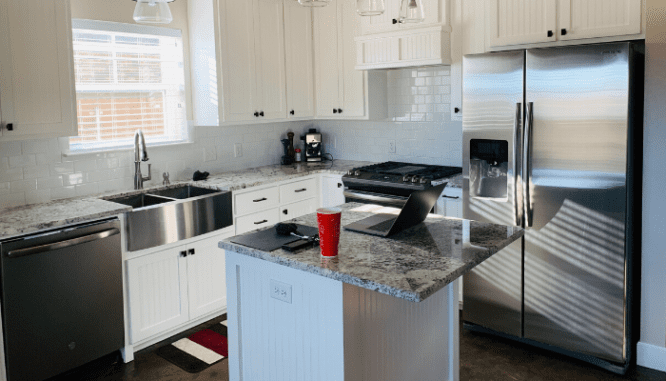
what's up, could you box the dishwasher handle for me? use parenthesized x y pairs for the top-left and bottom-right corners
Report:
(6, 228), (120, 258)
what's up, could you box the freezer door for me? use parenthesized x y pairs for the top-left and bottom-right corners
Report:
(523, 43), (630, 362)
(462, 51), (524, 337)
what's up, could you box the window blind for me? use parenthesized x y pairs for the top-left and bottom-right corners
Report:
(69, 20), (188, 152)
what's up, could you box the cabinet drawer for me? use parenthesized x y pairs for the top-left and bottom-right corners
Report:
(280, 178), (316, 205)
(236, 208), (279, 235)
(235, 187), (279, 216)
(280, 198), (317, 222)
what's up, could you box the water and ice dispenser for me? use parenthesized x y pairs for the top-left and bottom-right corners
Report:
(469, 139), (509, 199)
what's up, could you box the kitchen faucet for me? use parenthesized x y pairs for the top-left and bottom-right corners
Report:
(134, 130), (151, 189)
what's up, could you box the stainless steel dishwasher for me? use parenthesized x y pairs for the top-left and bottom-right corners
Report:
(0, 218), (124, 381)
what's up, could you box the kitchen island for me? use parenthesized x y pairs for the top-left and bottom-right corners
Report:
(219, 203), (523, 381)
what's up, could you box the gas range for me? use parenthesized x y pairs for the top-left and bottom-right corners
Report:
(342, 162), (462, 200)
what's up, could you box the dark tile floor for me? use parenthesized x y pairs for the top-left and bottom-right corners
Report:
(50, 314), (665, 381)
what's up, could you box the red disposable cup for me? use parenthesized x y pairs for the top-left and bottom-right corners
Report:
(317, 207), (342, 257)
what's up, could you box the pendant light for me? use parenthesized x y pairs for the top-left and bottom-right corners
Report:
(133, 0), (175, 24)
(298, 0), (332, 7)
(399, 0), (424, 23)
(357, 0), (385, 16)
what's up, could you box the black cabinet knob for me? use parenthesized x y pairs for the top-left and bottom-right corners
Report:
(180, 251), (187, 257)
(259, 111), (265, 117)
(337, 108), (342, 113)
(561, 28), (567, 36)
(333, 109), (338, 114)
(290, 110), (295, 115)
(454, 107), (460, 113)
(547, 30), (554, 37)
(283, 209), (288, 215)
(337, 183), (342, 188)
(254, 112), (259, 117)
(188, 248), (195, 255)
(5, 123), (13, 131)
(392, 18), (398, 24)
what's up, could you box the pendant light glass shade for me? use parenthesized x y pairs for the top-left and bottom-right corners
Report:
(133, 0), (174, 24)
(357, 0), (385, 16)
(297, 0), (332, 7)
(399, 0), (424, 23)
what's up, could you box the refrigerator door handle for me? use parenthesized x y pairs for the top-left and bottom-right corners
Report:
(523, 102), (533, 228)
(514, 102), (523, 227)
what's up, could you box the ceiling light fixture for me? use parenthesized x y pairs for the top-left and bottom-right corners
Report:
(356, 0), (385, 16)
(297, 0), (332, 7)
(133, 0), (175, 25)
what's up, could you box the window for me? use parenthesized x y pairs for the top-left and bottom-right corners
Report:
(69, 20), (188, 152)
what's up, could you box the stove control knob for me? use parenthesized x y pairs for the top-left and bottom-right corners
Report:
(347, 170), (354, 176)
(402, 175), (411, 182)
(411, 176), (420, 183)
(420, 177), (430, 184)
(354, 170), (361, 176)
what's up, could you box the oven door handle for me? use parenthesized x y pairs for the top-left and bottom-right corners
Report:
(343, 190), (408, 207)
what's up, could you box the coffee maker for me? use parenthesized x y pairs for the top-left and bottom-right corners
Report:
(303, 128), (323, 162)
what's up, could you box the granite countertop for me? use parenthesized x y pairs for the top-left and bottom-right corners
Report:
(0, 160), (463, 240)
(219, 203), (523, 302)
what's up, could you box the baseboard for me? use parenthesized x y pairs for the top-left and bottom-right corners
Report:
(637, 342), (666, 372)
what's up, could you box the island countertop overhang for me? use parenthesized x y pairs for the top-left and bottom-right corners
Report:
(219, 203), (523, 302)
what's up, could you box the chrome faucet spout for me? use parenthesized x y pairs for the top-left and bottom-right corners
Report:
(134, 130), (151, 189)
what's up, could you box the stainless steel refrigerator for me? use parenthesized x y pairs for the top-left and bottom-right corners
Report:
(462, 41), (643, 374)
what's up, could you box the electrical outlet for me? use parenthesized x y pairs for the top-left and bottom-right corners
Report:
(234, 143), (243, 158)
(388, 140), (396, 153)
(269, 280), (292, 304)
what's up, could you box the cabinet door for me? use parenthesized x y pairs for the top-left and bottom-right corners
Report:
(216, 0), (258, 122)
(280, 198), (318, 221)
(314, 0), (342, 117)
(487, 0), (557, 48)
(254, 0), (287, 120)
(558, 0), (641, 41)
(321, 175), (345, 208)
(360, 0), (402, 35)
(340, 0), (366, 117)
(127, 249), (189, 344)
(0, 0), (76, 139)
(284, 1), (315, 119)
(187, 235), (230, 320)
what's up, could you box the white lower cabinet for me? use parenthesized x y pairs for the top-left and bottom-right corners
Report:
(236, 208), (280, 234)
(280, 198), (317, 222)
(320, 175), (345, 208)
(126, 230), (233, 345)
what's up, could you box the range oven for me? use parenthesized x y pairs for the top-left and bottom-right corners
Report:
(342, 162), (462, 210)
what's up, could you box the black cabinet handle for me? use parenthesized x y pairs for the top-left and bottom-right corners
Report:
(392, 18), (398, 24)
(290, 110), (295, 115)
(283, 209), (288, 215)
(260, 111), (265, 117)
(333, 109), (338, 114)
(561, 28), (567, 36)
(547, 30), (553, 37)
(253, 197), (267, 203)
(188, 248), (195, 255)
(337, 108), (343, 113)
(337, 183), (342, 188)
(254, 112), (259, 117)
(180, 250), (187, 257)
(454, 107), (460, 113)
(295, 188), (307, 193)
(5, 123), (13, 131)
(254, 220), (268, 225)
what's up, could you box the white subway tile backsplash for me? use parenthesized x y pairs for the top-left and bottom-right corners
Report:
(10, 179), (37, 193)
(0, 142), (22, 157)
(9, 155), (36, 168)
(0, 182), (9, 194)
(75, 183), (99, 197)
(25, 189), (51, 205)
(73, 160), (98, 173)
(0, 168), (23, 182)
(0, 193), (26, 209)
(23, 166), (51, 179)
(36, 176), (64, 190)
(22, 140), (49, 154)
(50, 162), (74, 176)
(51, 186), (76, 200)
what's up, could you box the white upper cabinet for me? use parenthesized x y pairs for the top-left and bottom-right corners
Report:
(284, 1), (315, 119)
(0, 0), (77, 140)
(558, 0), (642, 41)
(314, 0), (370, 119)
(214, 0), (286, 123)
(485, 0), (643, 49)
(487, 0), (557, 48)
(360, 0), (446, 34)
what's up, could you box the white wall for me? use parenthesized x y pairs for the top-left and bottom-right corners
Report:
(637, 0), (666, 372)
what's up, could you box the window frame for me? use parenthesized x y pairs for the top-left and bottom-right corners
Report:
(68, 19), (190, 154)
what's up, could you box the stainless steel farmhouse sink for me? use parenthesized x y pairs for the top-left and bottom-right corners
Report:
(104, 184), (232, 252)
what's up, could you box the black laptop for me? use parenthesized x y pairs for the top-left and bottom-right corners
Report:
(343, 183), (447, 237)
